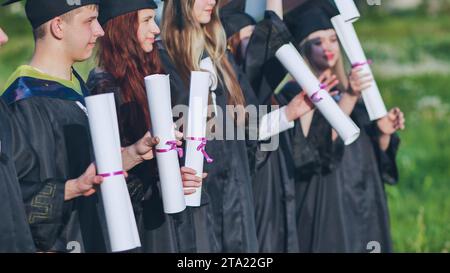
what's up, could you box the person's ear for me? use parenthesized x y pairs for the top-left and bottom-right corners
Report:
(49, 17), (64, 40)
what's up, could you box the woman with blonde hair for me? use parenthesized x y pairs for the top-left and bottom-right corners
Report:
(282, 0), (405, 252)
(159, 0), (259, 253)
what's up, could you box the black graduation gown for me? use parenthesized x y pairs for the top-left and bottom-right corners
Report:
(158, 46), (258, 253)
(86, 70), (196, 253)
(279, 81), (347, 253)
(230, 11), (298, 253)
(0, 98), (36, 253)
(2, 71), (107, 252)
(332, 101), (400, 253)
(281, 82), (399, 252)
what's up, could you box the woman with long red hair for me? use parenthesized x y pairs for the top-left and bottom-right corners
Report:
(87, 0), (204, 253)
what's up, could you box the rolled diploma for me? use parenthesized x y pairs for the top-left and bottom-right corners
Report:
(275, 43), (360, 145)
(200, 57), (218, 91)
(86, 93), (141, 252)
(334, 0), (360, 23)
(184, 71), (211, 207)
(200, 57), (219, 118)
(332, 15), (388, 120)
(106, 94), (141, 247)
(145, 74), (186, 214)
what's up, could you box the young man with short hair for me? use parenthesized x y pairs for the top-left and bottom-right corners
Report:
(1, 0), (158, 252)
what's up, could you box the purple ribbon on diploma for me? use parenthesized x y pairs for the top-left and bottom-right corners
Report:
(99, 171), (125, 178)
(186, 137), (214, 163)
(310, 83), (327, 103)
(352, 59), (373, 68)
(156, 140), (184, 158)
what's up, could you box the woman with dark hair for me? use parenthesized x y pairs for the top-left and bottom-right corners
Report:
(87, 0), (204, 253)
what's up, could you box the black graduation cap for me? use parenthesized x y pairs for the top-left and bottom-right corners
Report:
(285, 0), (339, 44)
(220, 0), (255, 39)
(99, 0), (157, 26)
(2, 0), (100, 29)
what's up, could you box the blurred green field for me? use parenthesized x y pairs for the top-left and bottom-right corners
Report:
(1, 7), (449, 252)
(356, 15), (450, 253)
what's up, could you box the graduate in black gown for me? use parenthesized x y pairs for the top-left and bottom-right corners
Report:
(220, 0), (312, 253)
(160, 0), (261, 253)
(0, 27), (36, 253)
(87, 0), (205, 253)
(282, 0), (405, 252)
(1, 0), (160, 253)
(0, 98), (36, 253)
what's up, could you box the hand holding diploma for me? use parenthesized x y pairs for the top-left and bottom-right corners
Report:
(377, 107), (405, 151)
(348, 66), (374, 96)
(331, 15), (388, 120)
(122, 131), (160, 171)
(275, 43), (360, 145)
(181, 167), (207, 195)
(284, 92), (314, 122)
(285, 69), (342, 121)
(64, 163), (103, 201)
(318, 70), (340, 96)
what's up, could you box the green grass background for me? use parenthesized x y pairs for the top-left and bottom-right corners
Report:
(1, 4), (449, 252)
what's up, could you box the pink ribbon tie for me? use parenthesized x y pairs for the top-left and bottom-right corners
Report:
(186, 137), (214, 163)
(156, 140), (184, 158)
(352, 59), (373, 68)
(99, 171), (125, 178)
(310, 83), (327, 103)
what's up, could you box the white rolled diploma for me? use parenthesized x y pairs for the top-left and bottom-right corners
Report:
(85, 93), (141, 252)
(184, 71), (211, 207)
(334, 0), (360, 23)
(275, 43), (360, 145)
(331, 15), (388, 120)
(145, 74), (186, 214)
(200, 57), (218, 91)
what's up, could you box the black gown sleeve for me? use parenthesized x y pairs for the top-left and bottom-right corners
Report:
(352, 102), (400, 185)
(368, 123), (401, 185)
(8, 99), (70, 251)
(0, 99), (37, 252)
(245, 11), (292, 104)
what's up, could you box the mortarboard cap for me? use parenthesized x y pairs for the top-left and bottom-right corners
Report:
(285, 0), (339, 44)
(99, 0), (157, 26)
(2, 0), (100, 29)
